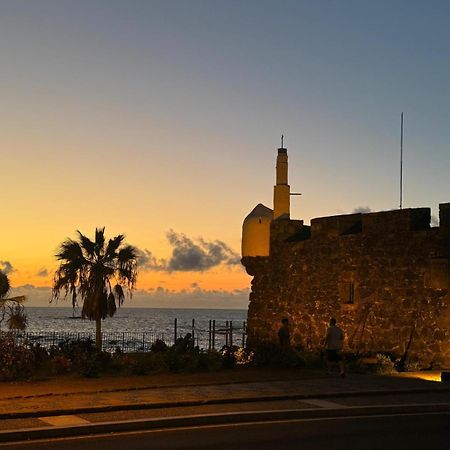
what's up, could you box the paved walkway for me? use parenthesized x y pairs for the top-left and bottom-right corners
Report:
(0, 370), (447, 419)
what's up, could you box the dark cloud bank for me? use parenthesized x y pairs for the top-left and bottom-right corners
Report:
(12, 284), (249, 309)
(137, 230), (241, 272)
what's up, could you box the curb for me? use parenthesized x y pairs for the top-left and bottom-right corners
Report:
(1, 403), (450, 443)
(1, 384), (450, 420)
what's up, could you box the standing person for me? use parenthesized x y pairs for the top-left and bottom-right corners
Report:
(278, 317), (291, 350)
(324, 318), (345, 377)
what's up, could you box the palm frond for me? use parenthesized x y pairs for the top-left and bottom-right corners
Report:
(5, 296), (26, 303)
(0, 271), (11, 299)
(107, 292), (117, 317)
(95, 227), (106, 256)
(114, 284), (125, 306)
(118, 245), (138, 264)
(105, 234), (125, 259)
(76, 231), (96, 258)
(55, 239), (84, 261)
(117, 266), (137, 290)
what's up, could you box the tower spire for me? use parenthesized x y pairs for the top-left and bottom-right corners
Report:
(273, 139), (290, 219)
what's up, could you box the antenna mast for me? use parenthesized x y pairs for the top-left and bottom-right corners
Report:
(400, 112), (404, 209)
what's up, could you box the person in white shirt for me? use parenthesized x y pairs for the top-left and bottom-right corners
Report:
(324, 318), (345, 377)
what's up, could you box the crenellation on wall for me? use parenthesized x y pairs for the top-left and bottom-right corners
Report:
(311, 213), (362, 239)
(439, 203), (450, 231)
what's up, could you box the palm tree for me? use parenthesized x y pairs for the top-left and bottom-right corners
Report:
(52, 228), (138, 349)
(0, 270), (27, 330)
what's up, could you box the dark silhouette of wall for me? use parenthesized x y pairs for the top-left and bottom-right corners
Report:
(242, 203), (450, 368)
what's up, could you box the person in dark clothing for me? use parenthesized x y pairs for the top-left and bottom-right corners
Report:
(278, 317), (291, 349)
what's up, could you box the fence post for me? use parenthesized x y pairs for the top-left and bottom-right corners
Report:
(230, 321), (233, 347)
(52, 332), (55, 347)
(212, 320), (216, 349)
(142, 332), (146, 351)
(174, 318), (178, 345)
(208, 320), (212, 350)
(225, 321), (229, 347)
(242, 321), (246, 347)
(191, 319), (195, 348)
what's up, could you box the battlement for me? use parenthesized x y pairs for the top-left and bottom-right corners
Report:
(280, 205), (450, 244)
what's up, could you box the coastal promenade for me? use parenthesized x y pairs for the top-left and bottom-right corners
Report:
(0, 368), (449, 447)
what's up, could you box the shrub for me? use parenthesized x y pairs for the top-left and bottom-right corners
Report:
(0, 333), (36, 380)
(6, 304), (27, 330)
(50, 337), (113, 377)
(299, 350), (324, 369)
(252, 342), (301, 368)
(74, 351), (111, 378)
(57, 337), (96, 360)
(375, 353), (397, 374)
(221, 346), (236, 369)
(51, 355), (73, 374)
(196, 350), (222, 371)
(150, 339), (168, 353)
(233, 347), (254, 366)
(166, 348), (198, 373)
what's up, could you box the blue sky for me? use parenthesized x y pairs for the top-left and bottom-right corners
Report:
(1, 0), (450, 306)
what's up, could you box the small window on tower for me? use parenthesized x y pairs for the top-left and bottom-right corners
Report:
(347, 282), (355, 304)
(338, 278), (358, 306)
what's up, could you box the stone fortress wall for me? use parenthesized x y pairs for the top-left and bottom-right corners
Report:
(242, 147), (450, 368)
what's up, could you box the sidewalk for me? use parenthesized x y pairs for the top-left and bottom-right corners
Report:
(0, 369), (449, 445)
(0, 368), (447, 419)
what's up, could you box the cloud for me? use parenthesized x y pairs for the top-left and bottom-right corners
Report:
(136, 249), (167, 272)
(37, 268), (49, 277)
(352, 206), (372, 214)
(11, 284), (249, 309)
(0, 261), (15, 274)
(137, 230), (240, 272)
(166, 230), (240, 271)
(131, 286), (249, 309)
(10, 284), (52, 306)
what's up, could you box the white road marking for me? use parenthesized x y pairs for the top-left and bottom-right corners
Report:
(38, 415), (91, 426)
(302, 398), (348, 409)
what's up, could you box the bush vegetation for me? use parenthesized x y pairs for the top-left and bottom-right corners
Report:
(0, 332), (248, 381)
(0, 331), (426, 381)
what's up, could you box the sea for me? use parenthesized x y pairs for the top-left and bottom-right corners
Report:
(15, 307), (248, 349)
(24, 307), (247, 334)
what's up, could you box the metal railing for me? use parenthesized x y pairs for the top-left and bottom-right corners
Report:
(5, 319), (247, 353)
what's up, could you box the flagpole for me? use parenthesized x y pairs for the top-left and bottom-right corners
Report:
(400, 112), (404, 209)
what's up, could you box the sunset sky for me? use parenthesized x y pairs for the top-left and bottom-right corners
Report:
(2, 0), (450, 308)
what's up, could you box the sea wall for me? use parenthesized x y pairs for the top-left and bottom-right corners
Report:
(243, 204), (450, 367)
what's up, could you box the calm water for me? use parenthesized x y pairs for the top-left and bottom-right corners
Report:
(22, 307), (248, 347)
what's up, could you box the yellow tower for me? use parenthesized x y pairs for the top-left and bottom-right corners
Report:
(273, 138), (290, 220)
(241, 204), (273, 257)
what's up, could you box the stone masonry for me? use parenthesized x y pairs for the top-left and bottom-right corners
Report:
(242, 204), (450, 368)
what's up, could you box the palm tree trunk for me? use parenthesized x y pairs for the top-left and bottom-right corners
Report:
(96, 318), (102, 351)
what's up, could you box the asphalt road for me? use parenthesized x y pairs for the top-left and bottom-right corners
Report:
(1, 412), (449, 450)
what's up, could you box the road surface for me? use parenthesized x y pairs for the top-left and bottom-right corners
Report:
(1, 411), (449, 450)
